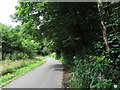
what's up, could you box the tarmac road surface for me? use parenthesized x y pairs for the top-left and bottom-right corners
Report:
(2, 57), (63, 88)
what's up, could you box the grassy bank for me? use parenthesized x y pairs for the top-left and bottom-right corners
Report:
(0, 56), (46, 88)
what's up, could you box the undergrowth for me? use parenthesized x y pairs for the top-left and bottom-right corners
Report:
(70, 55), (120, 88)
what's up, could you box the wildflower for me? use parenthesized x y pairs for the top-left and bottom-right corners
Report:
(100, 79), (104, 82)
(7, 73), (10, 75)
(98, 77), (101, 79)
(98, 74), (102, 79)
(98, 74), (101, 77)
(113, 85), (117, 88)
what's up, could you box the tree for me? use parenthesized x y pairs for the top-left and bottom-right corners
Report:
(97, 0), (110, 54)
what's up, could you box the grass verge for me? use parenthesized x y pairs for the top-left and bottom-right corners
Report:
(0, 56), (46, 88)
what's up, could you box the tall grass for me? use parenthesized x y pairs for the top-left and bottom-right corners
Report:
(0, 60), (36, 76)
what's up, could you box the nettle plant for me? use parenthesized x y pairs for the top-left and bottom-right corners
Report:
(72, 55), (115, 88)
(90, 74), (113, 88)
(89, 56), (119, 88)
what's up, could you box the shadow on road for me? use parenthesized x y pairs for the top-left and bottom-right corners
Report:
(49, 64), (63, 71)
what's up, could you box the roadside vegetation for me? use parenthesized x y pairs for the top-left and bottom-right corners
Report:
(0, 56), (45, 87)
(1, 1), (120, 89)
(0, 21), (46, 87)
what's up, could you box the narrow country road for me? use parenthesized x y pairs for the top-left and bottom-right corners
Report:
(2, 58), (64, 88)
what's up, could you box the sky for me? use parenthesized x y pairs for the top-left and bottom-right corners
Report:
(0, 0), (21, 27)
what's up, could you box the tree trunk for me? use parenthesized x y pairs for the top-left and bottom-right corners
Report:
(97, 0), (110, 53)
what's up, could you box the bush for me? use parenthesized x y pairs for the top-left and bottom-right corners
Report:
(71, 55), (119, 88)
(1, 24), (40, 60)
(2, 52), (29, 61)
(48, 52), (56, 58)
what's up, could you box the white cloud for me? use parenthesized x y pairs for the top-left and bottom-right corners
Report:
(0, 0), (21, 27)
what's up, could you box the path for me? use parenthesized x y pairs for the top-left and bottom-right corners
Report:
(2, 58), (63, 88)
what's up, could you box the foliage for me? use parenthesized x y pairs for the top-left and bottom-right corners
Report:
(1, 24), (41, 60)
(13, 2), (100, 64)
(2, 52), (29, 61)
(93, 1), (120, 72)
(11, 1), (120, 88)
(71, 55), (118, 88)
(47, 52), (56, 59)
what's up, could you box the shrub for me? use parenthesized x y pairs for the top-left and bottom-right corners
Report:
(2, 52), (29, 61)
(71, 55), (119, 88)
